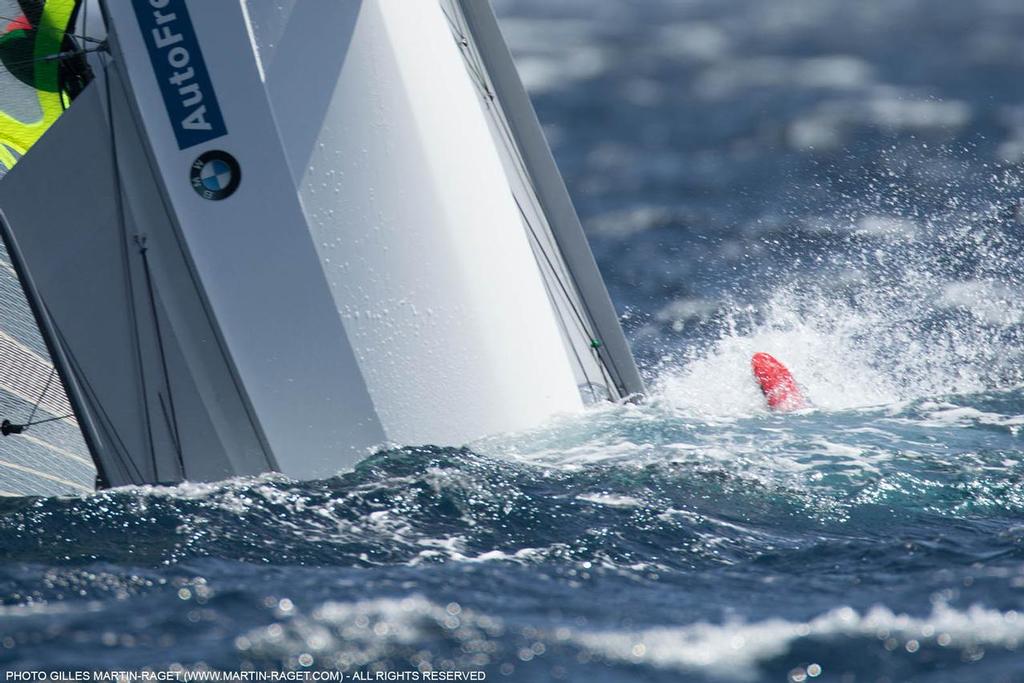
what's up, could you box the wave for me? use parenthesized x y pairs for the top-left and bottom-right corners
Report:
(1, 383), (1021, 575)
(234, 595), (1024, 680)
(571, 602), (1024, 680)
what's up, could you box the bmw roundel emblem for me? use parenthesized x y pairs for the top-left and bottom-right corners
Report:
(190, 150), (240, 200)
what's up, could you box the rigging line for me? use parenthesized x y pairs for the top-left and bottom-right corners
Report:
(0, 14), (104, 44)
(517, 196), (594, 341)
(450, 43), (490, 101)
(495, 96), (630, 394)
(444, 13), (590, 331)
(449, 1), (478, 62)
(1, 369), (68, 436)
(525, 229), (599, 401)
(514, 194), (616, 394)
(66, 0), (87, 111)
(441, 3), (492, 102)
(447, 4), (631, 397)
(442, 6), (530, 197)
(449, 21), (587, 318)
(458, 47), (490, 96)
(477, 75), (582, 300)
(81, 0), (89, 52)
(137, 236), (186, 478)
(439, 3), (466, 46)
(110, 104), (277, 476)
(454, 6), (503, 119)
(20, 413), (72, 428)
(520, 205), (599, 391)
(0, 44), (105, 70)
(24, 365), (55, 427)
(474, 85), (620, 393)
(157, 392), (179, 460)
(52, 319), (144, 483)
(103, 58), (159, 482)
(449, 16), (632, 395)
(502, 149), (598, 341)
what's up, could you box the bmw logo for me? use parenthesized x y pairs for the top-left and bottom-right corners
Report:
(190, 150), (240, 200)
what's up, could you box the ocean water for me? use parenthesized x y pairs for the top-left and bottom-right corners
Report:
(4, 0), (1024, 680)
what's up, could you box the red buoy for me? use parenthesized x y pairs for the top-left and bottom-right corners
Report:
(751, 352), (806, 411)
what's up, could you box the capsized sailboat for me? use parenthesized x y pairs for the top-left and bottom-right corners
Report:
(0, 0), (643, 495)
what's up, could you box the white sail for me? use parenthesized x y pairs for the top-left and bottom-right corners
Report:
(0, 0), (643, 491)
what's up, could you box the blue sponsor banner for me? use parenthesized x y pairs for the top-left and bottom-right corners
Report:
(132, 0), (227, 150)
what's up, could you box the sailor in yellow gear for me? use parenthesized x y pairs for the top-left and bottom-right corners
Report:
(0, 0), (77, 173)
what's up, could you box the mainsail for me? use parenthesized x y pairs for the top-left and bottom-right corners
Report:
(0, 0), (643, 495)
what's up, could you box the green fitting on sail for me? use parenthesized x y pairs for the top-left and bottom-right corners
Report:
(0, 0), (78, 173)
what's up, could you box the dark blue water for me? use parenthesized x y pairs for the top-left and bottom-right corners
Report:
(4, 0), (1024, 680)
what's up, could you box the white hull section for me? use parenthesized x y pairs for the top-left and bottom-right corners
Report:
(250, 0), (584, 445)
(96, 0), (583, 479)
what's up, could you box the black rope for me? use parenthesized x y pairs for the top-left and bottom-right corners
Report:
(1, 413), (73, 436)
(1, 367), (68, 435)
(24, 413), (71, 426)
